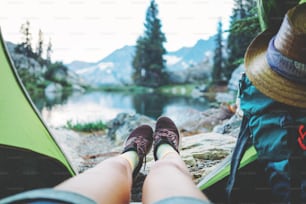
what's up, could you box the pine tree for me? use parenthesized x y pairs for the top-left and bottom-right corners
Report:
(212, 19), (223, 83)
(132, 0), (167, 87)
(225, 0), (260, 79)
(36, 29), (44, 60)
(46, 38), (53, 64)
(15, 21), (33, 57)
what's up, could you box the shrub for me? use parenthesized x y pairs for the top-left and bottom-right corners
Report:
(66, 120), (107, 132)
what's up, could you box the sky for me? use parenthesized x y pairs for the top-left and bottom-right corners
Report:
(0, 0), (234, 64)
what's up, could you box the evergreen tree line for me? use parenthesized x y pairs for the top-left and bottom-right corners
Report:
(16, 0), (261, 89)
(15, 20), (53, 66)
(15, 21), (70, 91)
(212, 0), (260, 83)
(133, 0), (261, 87)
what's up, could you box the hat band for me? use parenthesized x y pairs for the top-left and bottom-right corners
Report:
(266, 37), (306, 85)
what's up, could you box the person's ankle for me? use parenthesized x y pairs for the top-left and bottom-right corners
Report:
(156, 143), (177, 160)
(153, 117), (180, 160)
(120, 150), (139, 170)
(121, 125), (153, 178)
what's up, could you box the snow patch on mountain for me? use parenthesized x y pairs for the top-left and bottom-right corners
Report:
(165, 55), (182, 66)
(67, 37), (215, 86)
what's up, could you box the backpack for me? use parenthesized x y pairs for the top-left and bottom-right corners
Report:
(227, 73), (306, 203)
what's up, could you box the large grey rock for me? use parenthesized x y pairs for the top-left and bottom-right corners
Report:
(167, 106), (234, 134)
(6, 41), (88, 90)
(45, 82), (63, 93)
(107, 113), (155, 145)
(144, 132), (237, 182)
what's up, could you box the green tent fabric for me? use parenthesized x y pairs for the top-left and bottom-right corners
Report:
(197, 146), (258, 191)
(197, 146), (275, 203)
(0, 29), (75, 198)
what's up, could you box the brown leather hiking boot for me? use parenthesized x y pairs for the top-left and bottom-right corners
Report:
(122, 125), (153, 178)
(153, 116), (180, 160)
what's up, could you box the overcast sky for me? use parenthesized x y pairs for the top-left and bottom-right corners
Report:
(0, 0), (234, 63)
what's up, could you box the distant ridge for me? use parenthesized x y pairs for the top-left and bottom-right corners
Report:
(66, 36), (216, 86)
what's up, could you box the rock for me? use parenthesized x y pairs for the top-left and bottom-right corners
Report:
(45, 82), (63, 93)
(181, 132), (236, 153)
(51, 127), (118, 173)
(107, 113), (155, 145)
(182, 155), (197, 167)
(213, 113), (242, 137)
(52, 111), (240, 202)
(215, 92), (235, 103)
(196, 84), (208, 92)
(6, 41), (88, 90)
(143, 132), (237, 186)
(71, 84), (85, 92)
(6, 42), (47, 76)
(191, 84), (208, 97)
(192, 149), (228, 160)
(67, 70), (89, 88)
(228, 64), (245, 91)
(180, 133), (236, 183)
(52, 68), (67, 83)
(165, 106), (235, 135)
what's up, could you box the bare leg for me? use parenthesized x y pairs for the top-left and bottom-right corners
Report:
(55, 124), (153, 204)
(142, 152), (209, 204)
(55, 155), (133, 204)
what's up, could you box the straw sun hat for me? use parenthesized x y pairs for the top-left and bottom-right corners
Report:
(245, 3), (306, 108)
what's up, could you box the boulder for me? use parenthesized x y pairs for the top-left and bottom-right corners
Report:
(166, 106), (234, 134)
(45, 82), (63, 93)
(143, 132), (237, 183)
(106, 113), (155, 145)
(228, 64), (245, 91)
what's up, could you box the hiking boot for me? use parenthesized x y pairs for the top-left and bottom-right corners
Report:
(122, 125), (153, 178)
(153, 116), (180, 160)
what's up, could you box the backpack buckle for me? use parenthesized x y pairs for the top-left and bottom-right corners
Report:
(297, 124), (306, 151)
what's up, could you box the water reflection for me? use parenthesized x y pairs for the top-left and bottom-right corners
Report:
(31, 91), (210, 128)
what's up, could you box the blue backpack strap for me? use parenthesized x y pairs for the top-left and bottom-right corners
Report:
(226, 114), (251, 203)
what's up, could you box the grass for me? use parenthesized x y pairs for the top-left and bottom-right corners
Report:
(87, 83), (216, 98)
(66, 120), (108, 132)
(156, 84), (198, 96)
(90, 84), (203, 97)
(88, 85), (154, 93)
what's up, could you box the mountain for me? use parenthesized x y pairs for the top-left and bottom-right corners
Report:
(70, 45), (135, 86)
(166, 36), (215, 71)
(67, 36), (216, 86)
(66, 60), (95, 72)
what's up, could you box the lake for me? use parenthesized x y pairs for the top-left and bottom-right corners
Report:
(31, 91), (213, 128)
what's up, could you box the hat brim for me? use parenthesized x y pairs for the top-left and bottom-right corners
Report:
(245, 29), (306, 108)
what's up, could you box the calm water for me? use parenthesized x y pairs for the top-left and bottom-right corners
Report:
(32, 91), (212, 128)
